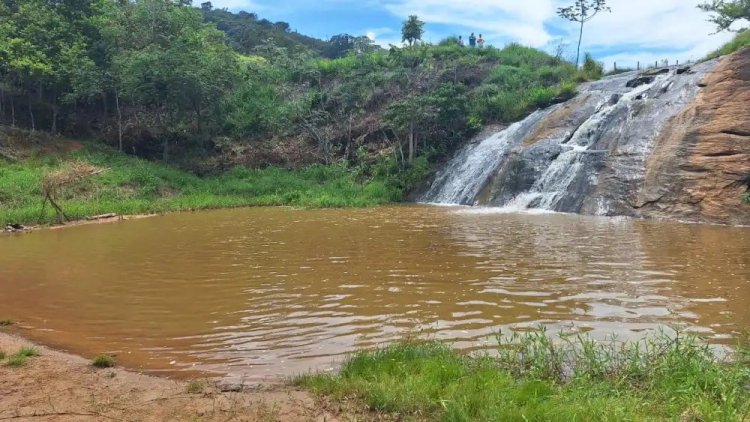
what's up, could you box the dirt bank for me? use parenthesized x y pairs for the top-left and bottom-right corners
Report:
(0, 332), (337, 421)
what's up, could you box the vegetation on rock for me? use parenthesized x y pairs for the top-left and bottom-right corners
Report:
(705, 29), (750, 59)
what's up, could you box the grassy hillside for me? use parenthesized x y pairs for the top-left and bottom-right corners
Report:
(0, 130), (409, 226)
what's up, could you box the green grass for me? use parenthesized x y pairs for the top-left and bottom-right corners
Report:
(705, 30), (750, 60)
(5, 354), (27, 367)
(0, 350), (5, 360)
(4, 347), (40, 367)
(91, 355), (116, 368)
(16, 347), (40, 357)
(296, 330), (750, 421)
(0, 141), (404, 226)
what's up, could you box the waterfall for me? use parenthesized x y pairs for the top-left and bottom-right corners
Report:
(420, 109), (554, 205)
(421, 59), (720, 214)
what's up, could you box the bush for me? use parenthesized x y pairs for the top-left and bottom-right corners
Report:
(582, 52), (604, 80)
(92, 355), (116, 368)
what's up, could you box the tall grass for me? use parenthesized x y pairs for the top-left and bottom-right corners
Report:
(705, 30), (750, 60)
(297, 330), (750, 421)
(0, 144), (402, 225)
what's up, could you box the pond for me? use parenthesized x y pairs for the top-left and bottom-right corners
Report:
(1, 206), (748, 382)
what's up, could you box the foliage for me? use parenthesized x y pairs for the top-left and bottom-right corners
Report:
(743, 193), (750, 203)
(582, 53), (605, 79)
(298, 330), (750, 421)
(704, 29), (750, 59)
(92, 355), (116, 368)
(0, 350), (5, 360)
(401, 15), (425, 47)
(0, 319), (13, 326)
(557, 0), (611, 67)
(698, 0), (750, 33)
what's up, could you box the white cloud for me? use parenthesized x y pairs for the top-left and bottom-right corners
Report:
(380, 0), (738, 62)
(383, 0), (557, 45)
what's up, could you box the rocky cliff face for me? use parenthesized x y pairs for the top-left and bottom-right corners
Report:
(422, 48), (750, 226)
(636, 48), (750, 225)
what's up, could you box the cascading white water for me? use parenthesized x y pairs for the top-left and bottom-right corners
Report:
(530, 76), (665, 210)
(420, 109), (554, 205)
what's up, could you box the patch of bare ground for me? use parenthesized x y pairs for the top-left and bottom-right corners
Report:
(0, 332), (341, 421)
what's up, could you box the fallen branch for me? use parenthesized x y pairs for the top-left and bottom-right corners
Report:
(86, 213), (118, 221)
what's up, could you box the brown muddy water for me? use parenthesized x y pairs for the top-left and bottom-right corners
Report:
(1, 206), (749, 382)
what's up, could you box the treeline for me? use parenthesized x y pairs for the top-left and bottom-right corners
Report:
(0, 0), (600, 180)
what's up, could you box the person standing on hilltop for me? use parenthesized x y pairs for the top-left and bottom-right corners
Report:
(469, 33), (477, 47)
(458, 35), (465, 47)
(477, 34), (485, 48)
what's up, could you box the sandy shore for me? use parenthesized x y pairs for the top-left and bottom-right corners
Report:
(0, 331), (338, 421)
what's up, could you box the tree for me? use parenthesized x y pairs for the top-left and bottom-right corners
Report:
(698, 0), (750, 32)
(401, 15), (424, 47)
(557, 0), (610, 68)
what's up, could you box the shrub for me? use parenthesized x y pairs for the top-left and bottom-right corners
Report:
(0, 320), (13, 326)
(582, 52), (604, 80)
(0, 350), (5, 360)
(92, 355), (116, 368)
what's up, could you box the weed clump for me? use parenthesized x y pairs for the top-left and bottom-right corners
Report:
(16, 347), (40, 357)
(92, 355), (116, 368)
(5, 354), (27, 367)
(186, 380), (205, 394)
(0, 319), (13, 326)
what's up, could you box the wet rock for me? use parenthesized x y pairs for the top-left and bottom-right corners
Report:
(626, 76), (656, 88)
(676, 66), (692, 75)
(642, 68), (671, 76)
(636, 47), (750, 225)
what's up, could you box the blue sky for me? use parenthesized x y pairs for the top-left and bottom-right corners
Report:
(208, 0), (744, 68)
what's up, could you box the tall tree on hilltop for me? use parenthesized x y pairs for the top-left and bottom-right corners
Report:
(698, 0), (750, 32)
(557, 0), (610, 68)
(401, 15), (424, 47)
